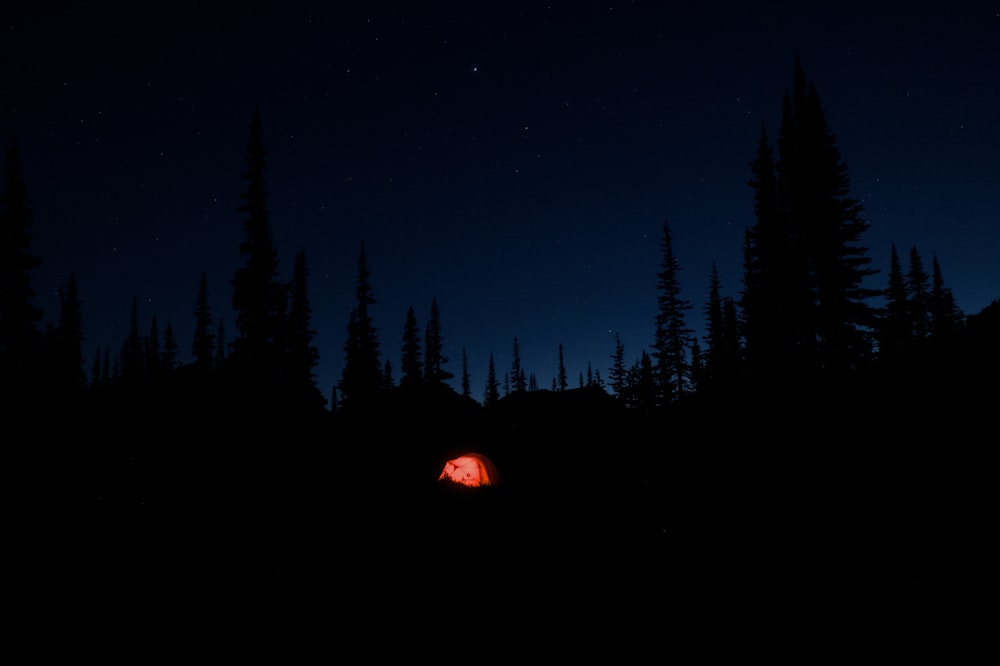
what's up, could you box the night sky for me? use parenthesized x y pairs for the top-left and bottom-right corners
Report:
(4, 2), (998, 402)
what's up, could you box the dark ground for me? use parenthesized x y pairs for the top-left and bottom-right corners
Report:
(10, 383), (993, 653)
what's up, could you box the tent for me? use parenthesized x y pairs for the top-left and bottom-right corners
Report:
(437, 453), (501, 488)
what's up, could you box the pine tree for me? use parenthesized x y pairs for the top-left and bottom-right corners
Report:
(230, 108), (286, 388)
(510, 336), (527, 392)
(557, 343), (568, 391)
(689, 338), (704, 394)
(423, 296), (453, 385)
(743, 58), (879, 383)
(162, 321), (178, 372)
(777, 56), (879, 375)
(741, 126), (809, 380)
(700, 265), (742, 397)
(460, 346), (471, 398)
(878, 243), (911, 363)
(285, 249), (323, 410)
(609, 332), (627, 399)
(906, 246), (931, 343)
(0, 135), (44, 400)
(702, 263), (725, 393)
(400, 305), (424, 388)
(121, 297), (144, 388)
(627, 350), (656, 413)
(483, 352), (500, 406)
(339, 243), (383, 411)
(192, 272), (215, 371)
(50, 271), (85, 394)
(720, 296), (743, 387)
(929, 254), (963, 339)
(652, 220), (692, 407)
(382, 358), (394, 390)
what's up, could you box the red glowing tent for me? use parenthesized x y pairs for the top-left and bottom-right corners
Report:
(437, 453), (500, 488)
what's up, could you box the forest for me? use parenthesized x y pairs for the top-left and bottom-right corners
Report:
(4, 59), (996, 617)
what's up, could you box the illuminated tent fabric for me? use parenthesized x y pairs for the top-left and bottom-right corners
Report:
(437, 453), (501, 488)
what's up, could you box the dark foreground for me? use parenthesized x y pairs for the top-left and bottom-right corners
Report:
(11, 389), (993, 652)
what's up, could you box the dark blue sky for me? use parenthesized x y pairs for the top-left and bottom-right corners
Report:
(4, 2), (998, 401)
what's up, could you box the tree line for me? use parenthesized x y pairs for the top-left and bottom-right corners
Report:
(1, 57), (995, 433)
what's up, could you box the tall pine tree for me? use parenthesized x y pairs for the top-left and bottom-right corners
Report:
(743, 57), (879, 386)
(652, 220), (692, 407)
(483, 352), (500, 406)
(780, 56), (879, 374)
(702, 263), (725, 393)
(0, 136), (44, 401)
(339, 242), (383, 411)
(192, 272), (215, 372)
(423, 296), (452, 386)
(50, 272), (85, 395)
(161, 321), (178, 372)
(510, 336), (527, 393)
(230, 108), (286, 390)
(400, 305), (424, 388)
(557, 343), (568, 391)
(285, 249), (324, 411)
(741, 125), (809, 380)
(609, 331), (627, 400)
(460, 346), (471, 398)
(929, 254), (963, 339)
(877, 242), (911, 364)
(121, 297), (144, 388)
(906, 246), (931, 343)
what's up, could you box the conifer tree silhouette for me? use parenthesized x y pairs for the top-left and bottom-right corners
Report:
(423, 296), (452, 386)
(285, 249), (324, 411)
(743, 57), (879, 384)
(0, 135), (44, 403)
(230, 108), (286, 392)
(121, 297), (144, 388)
(878, 243), (911, 364)
(741, 125), (805, 380)
(510, 336), (527, 393)
(609, 332), (627, 400)
(400, 305), (424, 388)
(699, 264), (742, 398)
(720, 296), (742, 387)
(652, 220), (692, 407)
(483, 352), (500, 406)
(192, 272), (215, 372)
(929, 254), (963, 339)
(339, 242), (383, 411)
(51, 271), (85, 395)
(557, 343), (568, 391)
(906, 246), (931, 343)
(162, 321), (178, 372)
(701, 263), (725, 393)
(460, 346), (471, 398)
